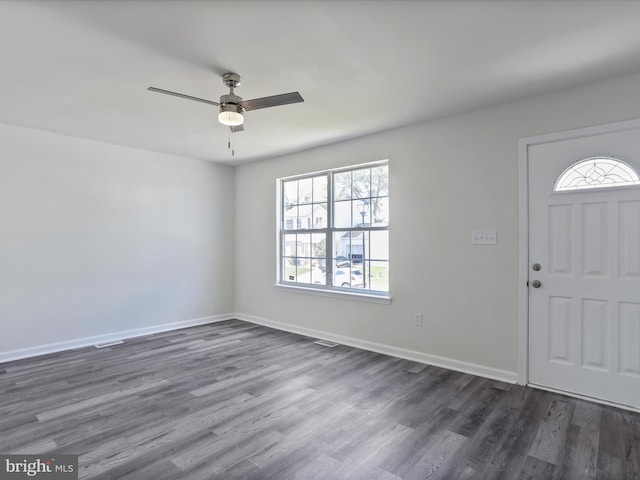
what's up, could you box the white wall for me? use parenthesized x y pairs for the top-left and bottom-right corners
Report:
(0, 124), (235, 357)
(234, 71), (640, 379)
(4, 70), (640, 376)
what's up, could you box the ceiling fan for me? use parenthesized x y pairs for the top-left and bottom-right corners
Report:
(148, 73), (304, 133)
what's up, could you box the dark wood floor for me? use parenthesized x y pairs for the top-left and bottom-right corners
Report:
(0, 319), (638, 479)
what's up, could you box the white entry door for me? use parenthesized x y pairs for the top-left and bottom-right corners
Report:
(528, 126), (640, 409)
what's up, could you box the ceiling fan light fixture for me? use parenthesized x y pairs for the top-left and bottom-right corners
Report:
(218, 104), (244, 126)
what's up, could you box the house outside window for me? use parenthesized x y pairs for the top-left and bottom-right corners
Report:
(278, 161), (389, 295)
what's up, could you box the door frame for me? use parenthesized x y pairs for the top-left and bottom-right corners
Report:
(517, 117), (640, 390)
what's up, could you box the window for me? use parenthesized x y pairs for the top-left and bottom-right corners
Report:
(279, 161), (389, 295)
(554, 156), (640, 191)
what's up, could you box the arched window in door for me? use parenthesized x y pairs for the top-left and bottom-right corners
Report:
(554, 156), (640, 191)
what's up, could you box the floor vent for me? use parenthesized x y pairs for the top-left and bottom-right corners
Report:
(314, 340), (339, 348)
(94, 340), (124, 349)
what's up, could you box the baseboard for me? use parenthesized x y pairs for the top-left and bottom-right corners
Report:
(3, 312), (518, 384)
(0, 313), (235, 364)
(235, 313), (519, 384)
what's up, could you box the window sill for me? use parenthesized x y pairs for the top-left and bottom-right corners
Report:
(274, 284), (392, 304)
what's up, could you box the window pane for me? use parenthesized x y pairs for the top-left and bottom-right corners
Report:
(334, 171), (351, 200)
(312, 203), (327, 228)
(352, 200), (371, 227)
(372, 165), (388, 196)
(283, 205), (297, 230)
(311, 233), (326, 258)
(294, 258), (312, 285)
(349, 230), (365, 264)
(283, 257), (297, 282)
(334, 200), (351, 228)
(369, 260), (389, 292)
(333, 231), (366, 266)
(333, 231), (352, 267)
(313, 175), (327, 202)
(284, 180), (298, 206)
(283, 233), (297, 256)
(352, 168), (371, 199)
(311, 267), (326, 285)
(298, 177), (313, 204)
(370, 231), (389, 260)
(297, 233), (312, 257)
(371, 197), (389, 226)
(296, 204), (311, 230)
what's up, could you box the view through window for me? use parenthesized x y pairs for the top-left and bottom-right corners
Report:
(279, 162), (389, 294)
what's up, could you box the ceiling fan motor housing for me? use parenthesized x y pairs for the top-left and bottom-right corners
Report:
(219, 93), (243, 111)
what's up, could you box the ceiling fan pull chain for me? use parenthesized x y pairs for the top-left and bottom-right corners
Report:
(227, 129), (235, 156)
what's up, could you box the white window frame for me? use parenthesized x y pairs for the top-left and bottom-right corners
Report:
(276, 161), (390, 303)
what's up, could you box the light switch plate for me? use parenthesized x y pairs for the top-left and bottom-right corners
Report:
(472, 230), (497, 245)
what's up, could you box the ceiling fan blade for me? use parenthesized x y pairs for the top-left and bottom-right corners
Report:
(230, 124), (244, 133)
(148, 87), (220, 107)
(240, 92), (304, 112)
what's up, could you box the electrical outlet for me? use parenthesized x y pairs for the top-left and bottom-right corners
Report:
(414, 312), (423, 326)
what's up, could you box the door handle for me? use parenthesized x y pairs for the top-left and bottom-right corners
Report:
(531, 280), (542, 288)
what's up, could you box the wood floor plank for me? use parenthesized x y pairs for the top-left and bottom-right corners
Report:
(403, 429), (468, 480)
(379, 407), (460, 478)
(481, 388), (551, 479)
(518, 455), (557, 479)
(528, 398), (574, 465)
(1, 319), (638, 479)
(554, 401), (601, 479)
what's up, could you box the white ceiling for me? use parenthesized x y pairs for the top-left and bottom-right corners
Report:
(3, 0), (640, 165)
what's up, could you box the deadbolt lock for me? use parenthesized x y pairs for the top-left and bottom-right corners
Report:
(532, 263), (541, 271)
